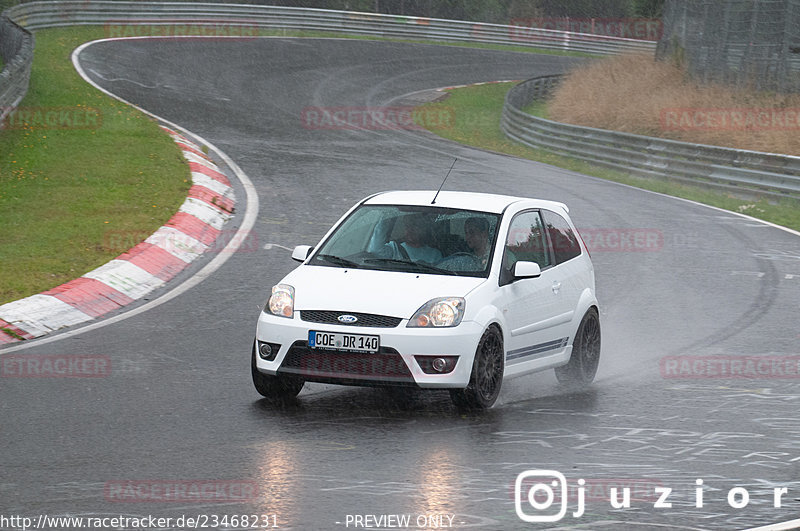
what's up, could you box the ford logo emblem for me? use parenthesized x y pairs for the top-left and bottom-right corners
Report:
(337, 314), (358, 324)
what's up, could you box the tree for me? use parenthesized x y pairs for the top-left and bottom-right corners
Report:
(534, 0), (634, 17)
(632, 0), (665, 17)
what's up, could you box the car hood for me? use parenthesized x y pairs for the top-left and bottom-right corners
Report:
(284, 265), (485, 318)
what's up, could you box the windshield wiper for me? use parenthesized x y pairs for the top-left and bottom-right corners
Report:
(316, 254), (360, 268)
(363, 258), (460, 276)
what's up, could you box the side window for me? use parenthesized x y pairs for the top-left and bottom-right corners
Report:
(542, 210), (581, 264)
(504, 210), (551, 270)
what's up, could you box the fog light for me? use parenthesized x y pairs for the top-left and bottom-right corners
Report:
(257, 341), (280, 361)
(414, 355), (458, 374)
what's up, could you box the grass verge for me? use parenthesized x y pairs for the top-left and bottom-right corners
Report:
(549, 54), (800, 156)
(0, 26), (191, 305)
(417, 82), (800, 232)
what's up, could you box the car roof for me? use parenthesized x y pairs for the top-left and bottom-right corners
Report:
(362, 190), (569, 215)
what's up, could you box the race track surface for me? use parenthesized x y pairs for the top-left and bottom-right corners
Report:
(2, 38), (800, 530)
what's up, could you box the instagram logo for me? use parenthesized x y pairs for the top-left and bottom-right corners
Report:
(514, 472), (792, 522)
(515, 470), (569, 522)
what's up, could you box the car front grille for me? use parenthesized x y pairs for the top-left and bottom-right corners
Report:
(300, 310), (402, 328)
(277, 341), (415, 386)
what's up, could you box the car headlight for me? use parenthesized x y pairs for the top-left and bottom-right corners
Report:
(266, 284), (294, 318)
(407, 297), (466, 328)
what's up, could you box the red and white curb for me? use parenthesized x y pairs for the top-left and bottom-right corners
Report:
(0, 126), (235, 345)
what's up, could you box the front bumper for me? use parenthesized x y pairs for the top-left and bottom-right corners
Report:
(254, 311), (483, 388)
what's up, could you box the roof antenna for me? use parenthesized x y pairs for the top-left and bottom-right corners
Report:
(432, 158), (457, 205)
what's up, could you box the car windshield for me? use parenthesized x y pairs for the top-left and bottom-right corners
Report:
(310, 204), (501, 277)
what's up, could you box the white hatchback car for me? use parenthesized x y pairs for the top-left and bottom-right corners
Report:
(253, 191), (600, 408)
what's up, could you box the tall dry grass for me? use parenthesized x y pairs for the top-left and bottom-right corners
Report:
(548, 54), (800, 156)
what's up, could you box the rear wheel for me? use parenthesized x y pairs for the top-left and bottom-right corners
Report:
(555, 308), (601, 386)
(251, 344), (304, 400)
(450, 326), (504, 409)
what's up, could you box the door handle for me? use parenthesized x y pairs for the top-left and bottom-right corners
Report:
(552, 281), (561, 294)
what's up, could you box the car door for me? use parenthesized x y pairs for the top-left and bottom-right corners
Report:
(541, 209), (586, 338)
(498, 210), (572, 371)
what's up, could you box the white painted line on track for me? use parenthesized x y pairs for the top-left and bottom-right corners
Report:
(1, 37), (259, 353)
(743, 519), (800, 531)
(634, 186), (800, 239)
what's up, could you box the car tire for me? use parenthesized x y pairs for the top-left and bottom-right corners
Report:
(555, 308), (601, 387)
(251, 344), (304, 400)
(450, 325), (504, 409)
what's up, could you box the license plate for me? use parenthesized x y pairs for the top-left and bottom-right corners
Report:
(308, 330), (380, 353)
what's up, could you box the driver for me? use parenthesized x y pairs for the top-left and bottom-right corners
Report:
(399, 215), (442, 263)
(464, 217), (490, 267)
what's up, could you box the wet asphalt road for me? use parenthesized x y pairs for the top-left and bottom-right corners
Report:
(2, 37), (800, 530)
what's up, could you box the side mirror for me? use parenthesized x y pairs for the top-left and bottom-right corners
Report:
(513, 261), (541, 279)
(291, 245), (313, 262)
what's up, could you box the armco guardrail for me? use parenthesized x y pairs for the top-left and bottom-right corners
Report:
(501, 75), (800, 198)
(0, 15), (33, 125)
(4, 1), (655, 56)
